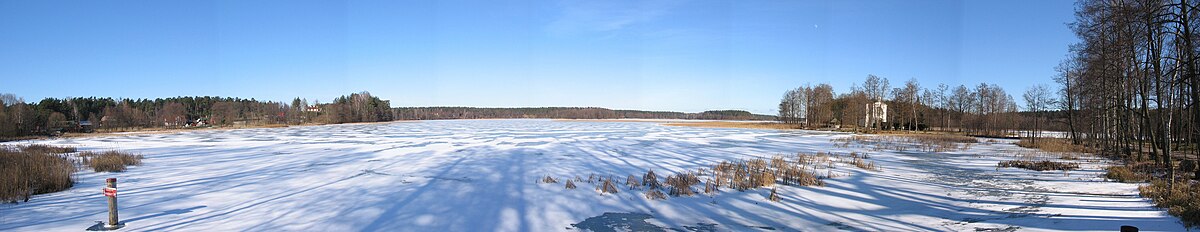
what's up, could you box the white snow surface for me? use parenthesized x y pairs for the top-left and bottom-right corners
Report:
(0, 119), (1183, 231)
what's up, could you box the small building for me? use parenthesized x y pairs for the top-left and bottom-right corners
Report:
(78, 120), (95, 133)
(864, 101), (888, 127)
(304, 106), (321, 112)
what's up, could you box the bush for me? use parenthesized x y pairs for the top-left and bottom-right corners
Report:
(832, 134), (975, 152)
(1139, 180), (1200, 228)
(665, 172), (699, 197)
(1105, 166), (1149, 183)
(645, 189), (666, 200)
(848, 154), (879, 171)
(597, 177), (618, 194)
(0, 146), (76, 203)
(81, 151), (143, 172)
(1015, 138), (1091, 153)
(997, 160), (1078, 171)
(20, 144), (77, 154)
(642, 170), (660, 189)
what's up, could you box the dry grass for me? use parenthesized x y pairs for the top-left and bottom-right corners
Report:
(625, 174), (640, 190)
(645, 189), (666, 200)
(643, 170), (661, 189)
(661, 121), (800, 130)
(1015, 138), (1091, 153)
(19, 144), (77, 154)
(80, 150), (143, 172)
(543, 152), (850, 201)
(712, 155), (825, 191)
(1139, 180), (1200, 228)
(768, 187), (781, 202)
(1105, 166), (1150, 183)
(597, 177), (619, 194)
(997, 160), (1079, 171)
(833, 134), (975, 152)
(0, 145), (77, 203)
(849, 154), (879, 171)
(665, 172), (700, 196)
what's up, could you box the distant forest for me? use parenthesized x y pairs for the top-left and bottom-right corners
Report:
(394, 107), (773, 121)
(0, 92), (771, 140)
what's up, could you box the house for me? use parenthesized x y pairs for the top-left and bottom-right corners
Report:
(864, 101), (888, 127)
(305, 106), (321, 112)
(78, 120), (94, 133)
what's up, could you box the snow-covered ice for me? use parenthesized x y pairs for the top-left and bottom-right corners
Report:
(0, 119), (1183, 231)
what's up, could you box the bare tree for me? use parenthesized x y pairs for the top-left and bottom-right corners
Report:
(1023, 84), (1054, 143)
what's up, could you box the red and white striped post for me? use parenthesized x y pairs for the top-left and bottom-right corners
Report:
(103, 178), (119, 229)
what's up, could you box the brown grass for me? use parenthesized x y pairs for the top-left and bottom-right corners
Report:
(80, 150), (143, 172)
(545, 153), (842, 201)
(0, 145), (77, 203)
(625, 174), (640, 190)
(712, 155), (825, 191)
(1105, 166), (1150, 183)
(597, 177), (619, 194)
(849, 154), (879, 171)
(768, 187), (781, 202)
(20, 144), (77, 154)
(643, 170), (661, 189)
(833, 134), (975, 152)
(1015, 138), (1091, 153)
(660, 121), (800, 130)
(1139, 180), (1200, 228)
(665, 172), (700, 197)
(645, 189), (666, 200)
(997, 160), (1079, 171)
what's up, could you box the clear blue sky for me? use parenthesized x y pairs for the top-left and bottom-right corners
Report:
(0, 0), (1077, 115)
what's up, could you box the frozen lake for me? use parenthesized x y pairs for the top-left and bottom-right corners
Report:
(0, 119), (1182, 231)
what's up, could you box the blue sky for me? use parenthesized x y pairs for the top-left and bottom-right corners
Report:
(0, 0), (1077, 115)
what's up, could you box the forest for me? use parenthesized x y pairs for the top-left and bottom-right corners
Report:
(0, 92), (393, 140)
(776, 75), (1038, 138)
(393, 107), (773, 121)
(0, 91), (772, 141)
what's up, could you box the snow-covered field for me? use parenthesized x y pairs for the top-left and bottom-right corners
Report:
(0, 119), (1182, 231)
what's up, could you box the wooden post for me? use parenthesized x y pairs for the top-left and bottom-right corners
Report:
(105, 178), (119, 228)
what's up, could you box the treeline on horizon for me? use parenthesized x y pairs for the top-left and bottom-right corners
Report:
(0, 92), (393, 139)
(775, 74), (1048, 138)
(0, 92), (771, 140)
(393, 107), (773, 121)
